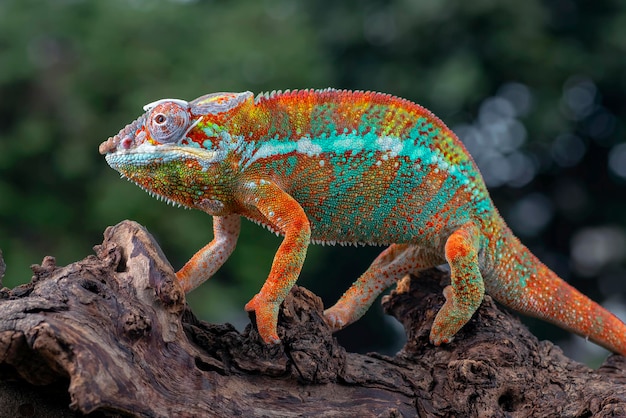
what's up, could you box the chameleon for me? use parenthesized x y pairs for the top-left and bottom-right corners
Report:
(99, 89), (626, 355)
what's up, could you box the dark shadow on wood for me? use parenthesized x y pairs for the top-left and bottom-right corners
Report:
(0, 221), (625, 417)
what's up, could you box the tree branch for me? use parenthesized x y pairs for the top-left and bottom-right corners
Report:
(1, 221), (625, 417)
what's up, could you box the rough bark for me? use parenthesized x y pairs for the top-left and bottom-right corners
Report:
(0, 249), (5, 288)
(0, 220), (624, 417)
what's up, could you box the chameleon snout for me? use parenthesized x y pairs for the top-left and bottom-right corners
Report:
(98, 136), (118, 155)
(99, 115), (146, 155)
(98, 134), (137, 155)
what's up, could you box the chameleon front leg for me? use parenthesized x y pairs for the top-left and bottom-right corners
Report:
(176, 214), (241, 292)
(240, 180), (311, 344)
(429, 222), (485, 345)
(325, 244), (443, 330)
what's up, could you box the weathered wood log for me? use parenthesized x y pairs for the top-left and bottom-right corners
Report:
(0, 249), (5, 288)
(0, 220), (625, 417)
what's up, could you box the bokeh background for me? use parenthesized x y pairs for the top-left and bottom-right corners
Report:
(1, 0), (625, 364)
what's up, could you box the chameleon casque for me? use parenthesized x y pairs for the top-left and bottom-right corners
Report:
(99, 89), (626, 355)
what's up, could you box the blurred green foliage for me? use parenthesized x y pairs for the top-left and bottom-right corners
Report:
(1, 0), (625, 362)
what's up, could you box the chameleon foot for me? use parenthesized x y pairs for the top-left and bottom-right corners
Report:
(244, 294), (281, 344)
(323, 305), (352, 331)
(429, 285), (475, 345)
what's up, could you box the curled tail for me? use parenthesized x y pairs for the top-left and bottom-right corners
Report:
(485, 224), (626, 356)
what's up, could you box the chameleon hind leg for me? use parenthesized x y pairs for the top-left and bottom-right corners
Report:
(325, 223), (486, 347)
(324, 243), (443, 330)
(429, 222), (485, 345)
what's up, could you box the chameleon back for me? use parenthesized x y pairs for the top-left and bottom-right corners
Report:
(233, 90), (494, 247)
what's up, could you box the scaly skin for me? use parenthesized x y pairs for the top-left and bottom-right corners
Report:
(99, 89), (626, 354)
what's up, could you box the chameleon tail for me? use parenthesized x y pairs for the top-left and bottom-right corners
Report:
(487, 224), (626, 356)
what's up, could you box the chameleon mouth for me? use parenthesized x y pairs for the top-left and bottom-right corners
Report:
(103, 144), (221, 211)
(103, 143), (222, 195)
(99, 115), (146, 155)
(104, 143), (220, 167)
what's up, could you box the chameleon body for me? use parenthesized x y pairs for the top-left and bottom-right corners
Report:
(99, 89), (626, 355)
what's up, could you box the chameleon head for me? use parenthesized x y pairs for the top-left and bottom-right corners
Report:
(99, 91), (254, 213)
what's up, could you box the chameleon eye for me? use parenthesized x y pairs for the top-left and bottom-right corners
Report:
(154, 114), (166, 124)
(147, 101), (190, 143)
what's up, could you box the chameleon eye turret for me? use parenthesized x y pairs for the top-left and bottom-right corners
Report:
(147, 101), (190, 144)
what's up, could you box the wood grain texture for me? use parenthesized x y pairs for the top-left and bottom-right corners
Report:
(0, 221), (625, 417)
